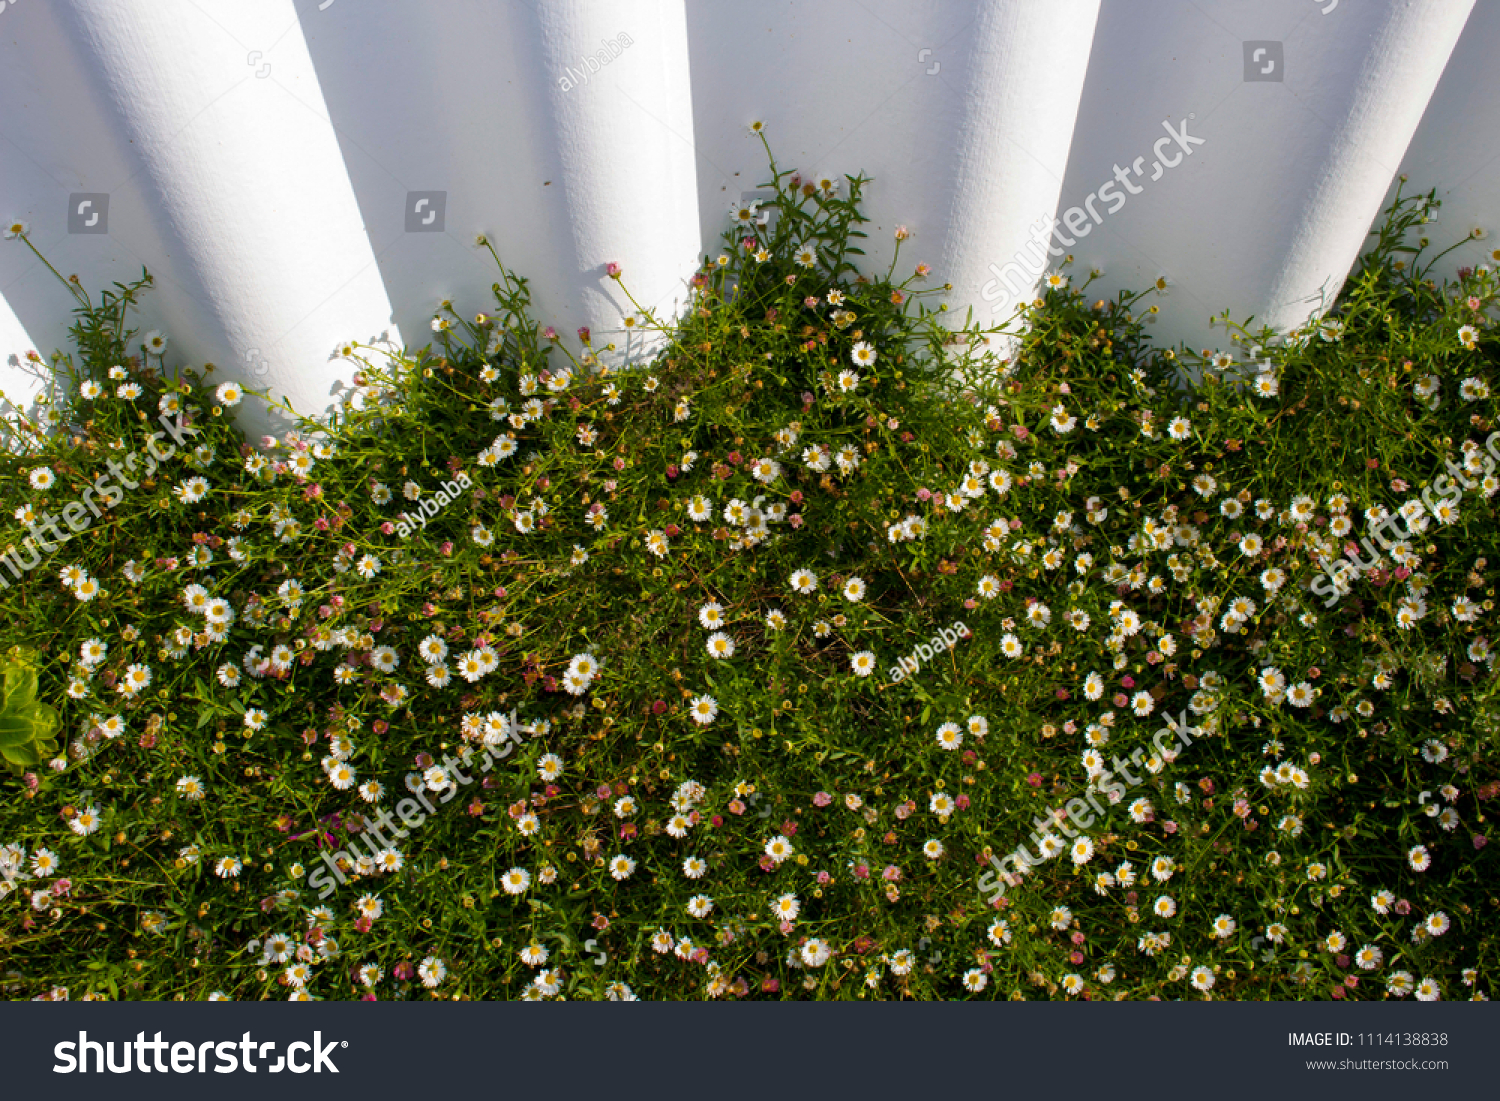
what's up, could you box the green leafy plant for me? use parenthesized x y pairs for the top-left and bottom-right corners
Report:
(0, 137), (1493, 1001)
(0, 647), (61, 775)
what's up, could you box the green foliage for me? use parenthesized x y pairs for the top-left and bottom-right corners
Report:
(0, 141), (1494, 1002)
(0, 647), (60, 774)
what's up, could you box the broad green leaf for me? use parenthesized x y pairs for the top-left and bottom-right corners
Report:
(0, 651), (59, 776)
(1, 740), (40, 768)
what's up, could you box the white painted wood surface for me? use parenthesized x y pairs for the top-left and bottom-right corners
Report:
(0, 0), (1491, 438)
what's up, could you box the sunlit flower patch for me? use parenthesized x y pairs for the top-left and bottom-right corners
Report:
(0, 145), (1494, 1002)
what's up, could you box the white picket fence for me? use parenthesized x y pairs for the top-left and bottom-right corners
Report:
(0, 0), (1493, 440)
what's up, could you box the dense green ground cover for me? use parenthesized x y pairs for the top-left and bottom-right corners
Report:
(0, 140), (1495, 1000)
